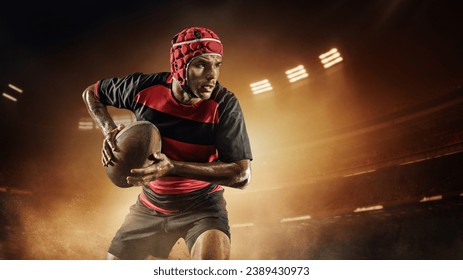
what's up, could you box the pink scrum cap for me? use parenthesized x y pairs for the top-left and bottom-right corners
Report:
(170, 27), (223, 87)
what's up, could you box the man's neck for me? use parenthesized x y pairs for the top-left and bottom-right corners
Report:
(172, 79), (200, 105)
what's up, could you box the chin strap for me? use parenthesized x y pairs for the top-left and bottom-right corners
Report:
(173, 77), (197, 99)
(181, 84), (197, 99)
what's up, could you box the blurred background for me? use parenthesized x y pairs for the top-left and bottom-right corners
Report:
(1, 0), (462, 259)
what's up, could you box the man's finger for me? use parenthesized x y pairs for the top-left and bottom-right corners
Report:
(126, 176), (145, 186)
(148, 152), (163, 162)
(117, 124), (126, 131)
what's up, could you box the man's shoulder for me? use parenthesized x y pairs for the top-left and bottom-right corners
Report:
(133, 72), (172, 84)
(102, 72), (171, 85)
(212, 83), (238, 103)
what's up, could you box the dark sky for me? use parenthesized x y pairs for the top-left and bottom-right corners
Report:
(1, 0), (462, 190)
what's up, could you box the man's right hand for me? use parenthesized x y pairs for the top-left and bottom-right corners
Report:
(102, 124), (125, 166)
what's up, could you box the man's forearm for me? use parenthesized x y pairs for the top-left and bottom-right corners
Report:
(170, 159), (251, 189)
(82, 85), (117, 135)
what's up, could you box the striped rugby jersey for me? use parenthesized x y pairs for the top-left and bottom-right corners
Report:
(95, 72), (252, 213)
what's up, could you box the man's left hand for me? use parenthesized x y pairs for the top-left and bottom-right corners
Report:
(126, 152), (174, 186)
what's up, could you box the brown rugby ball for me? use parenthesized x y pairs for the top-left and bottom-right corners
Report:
(105, 121), (161, 188)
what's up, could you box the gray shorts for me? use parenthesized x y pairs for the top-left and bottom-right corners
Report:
(108, 189), (230, 259)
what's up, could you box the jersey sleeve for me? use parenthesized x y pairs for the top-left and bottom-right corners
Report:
(215, 93), (253, 163)
(96, 72), (160, 110)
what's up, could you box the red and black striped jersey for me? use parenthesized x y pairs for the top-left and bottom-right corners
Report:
(95, 72), (252, 213)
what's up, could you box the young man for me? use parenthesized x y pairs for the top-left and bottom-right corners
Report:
(82, 27), (253, 259)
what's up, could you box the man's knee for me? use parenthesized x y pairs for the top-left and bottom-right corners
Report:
(190, 229), (230, 260)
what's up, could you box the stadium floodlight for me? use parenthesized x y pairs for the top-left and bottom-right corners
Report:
(280, 215), (311, 223)
(78, 119), (94, 130)
(8, 83), (23, 93)
(2, 92), (18, 102)
(250, 79), (273, 95)
(353, 205), (383, 213)
(285, 65), (309, 83)
(319, 48), (343, 69)
(419, 195), (443, 203)
(2, 83), (23, 102)
(231, 223), (255, 228)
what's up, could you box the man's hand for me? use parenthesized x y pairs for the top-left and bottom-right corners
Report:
(102, 124), (125, 166)
(126, 152), (174, 186)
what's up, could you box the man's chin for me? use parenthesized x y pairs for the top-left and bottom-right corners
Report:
(195, 91), (212, 100)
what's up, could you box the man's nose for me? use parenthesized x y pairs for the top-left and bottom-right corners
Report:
(205, 66), (218, 80)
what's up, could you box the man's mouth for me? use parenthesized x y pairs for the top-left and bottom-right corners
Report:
(201, 84), (215, 91)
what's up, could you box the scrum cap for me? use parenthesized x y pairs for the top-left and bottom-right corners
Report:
(170, 27), (223, 87)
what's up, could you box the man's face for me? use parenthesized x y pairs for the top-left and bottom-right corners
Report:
(187, 55), (222, 100)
